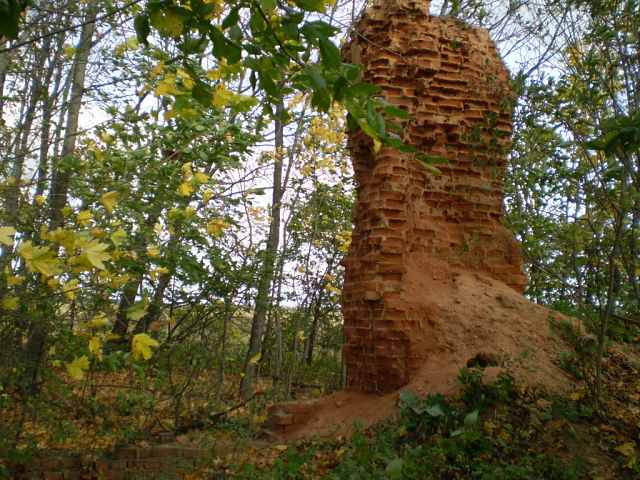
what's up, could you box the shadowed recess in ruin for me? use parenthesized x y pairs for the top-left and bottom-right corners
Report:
(341, 0), (529, 394)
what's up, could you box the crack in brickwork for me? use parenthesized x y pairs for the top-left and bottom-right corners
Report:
(341, 0), (529, 394)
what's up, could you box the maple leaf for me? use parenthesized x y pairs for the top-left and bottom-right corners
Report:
(150, 266), (170, 281)
(249, 352), (262, 365)
(127, 299), (148, 321)
(132, 333), (159, 361)
(202, 188), (214, 203)
(62, 279), (79, 300)
(88, 313), (109, 329)
(110, 227), (127, 247)
(83, 239), (111, 269)
(207, 219), (230, 238)
(212, 84), (232, 107)
(178, 181), (194, 197)
(88, 336), (102, 356)
(147, 245), (160, 257)
(18, 242), (59, 277)
(150, 59), (164, 79)
(66, 356), (89, 380)
(100, 191), (119, 213)
(77, 210), (93, 226)
(0, 226), (16, 246)
(194, 171), (209, 183)
(2, 296), (19, 311)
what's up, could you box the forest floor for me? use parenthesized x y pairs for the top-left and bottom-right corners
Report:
(4, 262), (640, 478)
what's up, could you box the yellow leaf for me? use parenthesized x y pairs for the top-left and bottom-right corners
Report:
(570, 392), (583, 401)
(110, 227), (127, 247)
(274, 444), (288, 452)
(248, 352), (262, 365)
(88, 313), (109, 329)
(150, 266), (170, 281)
(373, 137), (382, 153)
(0, 226), (16, 246)
(132, 333), (159, 361)
(18, 242), (59, 278)
(147, 245), (161, 257)
(202, 188), (214, 203)
(180, 162), (193, 176)
(62, 279), (79, 300)
(66, 356), (89, 380)
(89, 336), (102, 355)
(47, 277), (60, 290)
(100, 132), (113, 143)
(35, 195), (45, 205)
(194, 171), (209, 183)
(7, 275), (25, 286)
(105, 333), (120, 341)
(207, 219), (230, 238)
(100, 191), (119, 213)
(178, 181), (194, 197)
(64, 44), (76, 59)
(297, 331), (306, 342)
(615, 442), (636, 457)
(77, 210), (93, 226)
(83, 239), (111, 270)
(108, 273), (131, 288)
(2, 296), (19, 311)
(326, 284), (341, 295)
(176, 69), (194, 88)
(150, 60), (165, 79)
(212, 84), (232, 107)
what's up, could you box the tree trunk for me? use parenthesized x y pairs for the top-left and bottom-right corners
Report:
(239, 100), (284, 399)
(48, 1), (97, 230)
(21, 1), (97, 390)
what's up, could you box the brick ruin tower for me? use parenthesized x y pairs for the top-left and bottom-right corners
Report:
(341, 0), (529, 393)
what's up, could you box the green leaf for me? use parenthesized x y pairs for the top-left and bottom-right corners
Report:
(318, 37), (340, 69)
(222, 5), (241, 29)
(464, 409), (479, 426)
(385, 457), (404, 478)
(307, 66), (326, 90)
(262, 0), (277, 15)
(134, 13), (151, 45)
(192, 82), (212, 105)
(293, 0), (327, 12)
(0, 0), (24, 39)
(425, 404), (444, 417)
(351, 82), (381, 96)
(383, 104), (412, 120)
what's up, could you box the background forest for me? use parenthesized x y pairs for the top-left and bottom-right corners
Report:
(0, 0), (639, 477)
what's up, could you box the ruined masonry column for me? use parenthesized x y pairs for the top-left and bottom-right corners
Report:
(341, 0), (529, 393)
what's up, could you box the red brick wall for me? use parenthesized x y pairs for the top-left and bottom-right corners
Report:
(341, 0), (528, 394)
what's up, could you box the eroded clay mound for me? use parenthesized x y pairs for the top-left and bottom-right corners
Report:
(286, 257), (577, 440)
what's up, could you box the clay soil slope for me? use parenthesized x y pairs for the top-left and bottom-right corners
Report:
(287, 256), (579, 441)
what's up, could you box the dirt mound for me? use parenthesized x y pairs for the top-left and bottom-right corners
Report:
(286, 257), (578, 441)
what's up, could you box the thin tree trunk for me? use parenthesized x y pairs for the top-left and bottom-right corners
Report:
(48, 0), (97, 230)
(21, 1), (97, 390)
(215, 298), (234, 403)
(239, 100), (284, 399)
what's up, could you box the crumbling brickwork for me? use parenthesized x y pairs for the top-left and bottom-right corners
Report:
(341, 0), (529, 393)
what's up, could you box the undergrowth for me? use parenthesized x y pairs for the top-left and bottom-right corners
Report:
(230, 368), (608, 479)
